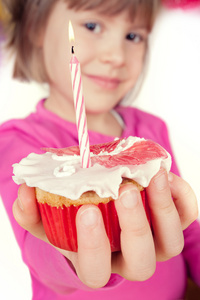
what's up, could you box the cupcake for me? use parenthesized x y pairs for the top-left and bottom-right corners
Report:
(13, 136), (171, 252)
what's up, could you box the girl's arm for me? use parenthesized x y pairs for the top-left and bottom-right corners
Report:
(183, 220), (200, 286)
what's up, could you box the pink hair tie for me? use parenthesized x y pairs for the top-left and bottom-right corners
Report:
(162, 0), (200, 9)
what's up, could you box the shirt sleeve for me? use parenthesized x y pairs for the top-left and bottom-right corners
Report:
(149, 117), (200, 286)
(182, 221), (200, 286)
(0, 123), (123, 295)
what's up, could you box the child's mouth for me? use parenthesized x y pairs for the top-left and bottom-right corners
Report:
(86, 74), (121, 90)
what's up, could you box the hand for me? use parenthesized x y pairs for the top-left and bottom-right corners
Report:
(12, 169), (198, 289)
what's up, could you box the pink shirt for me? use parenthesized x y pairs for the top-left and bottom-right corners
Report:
(0, 99), (200, 300)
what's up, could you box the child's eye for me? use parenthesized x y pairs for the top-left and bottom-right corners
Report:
(126, 32), (142, 43)
(85, 22), (101, 34)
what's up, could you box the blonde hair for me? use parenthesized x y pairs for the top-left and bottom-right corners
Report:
(0, 0), (8, 22)
(2, 0), (160, 82)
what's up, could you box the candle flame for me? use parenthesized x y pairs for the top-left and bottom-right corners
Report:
(69, 21), (75, 42)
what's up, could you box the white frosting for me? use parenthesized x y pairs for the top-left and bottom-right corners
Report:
(13, 137), (171, 200)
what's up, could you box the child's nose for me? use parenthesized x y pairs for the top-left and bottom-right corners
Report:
(99, 38), (125, 67)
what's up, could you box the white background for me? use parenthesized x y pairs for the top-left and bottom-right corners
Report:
(0, 7), (200, 299)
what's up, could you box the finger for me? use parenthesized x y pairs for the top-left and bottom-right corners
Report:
(168, 172), (198, 230)
(12, 183), (47, 242)
(76, 205), (111, 289)
(113, 184), (156, 281)
(147, 169), (184, 261)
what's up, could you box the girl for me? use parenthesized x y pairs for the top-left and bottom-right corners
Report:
(0, 0), (199, 299)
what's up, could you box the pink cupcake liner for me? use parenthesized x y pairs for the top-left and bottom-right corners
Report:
(38, 190), (150, 252)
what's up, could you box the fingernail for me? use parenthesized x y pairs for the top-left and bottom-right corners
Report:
(168, 172), (173, 183)
(120, 188), (139, 209)
(17, 197), (24, 211)
(154, 171), (167, 191)
(80, 208), (99, 227)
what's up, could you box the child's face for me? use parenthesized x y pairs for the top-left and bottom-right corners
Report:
(43, 1), (148, 114)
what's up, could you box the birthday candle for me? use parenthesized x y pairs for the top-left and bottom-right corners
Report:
(69, 21), (91, 168)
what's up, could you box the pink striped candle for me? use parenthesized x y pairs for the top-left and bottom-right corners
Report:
(69, 22), (91, 168)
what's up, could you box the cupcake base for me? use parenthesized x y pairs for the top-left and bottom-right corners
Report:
(38, 190), (149, 252)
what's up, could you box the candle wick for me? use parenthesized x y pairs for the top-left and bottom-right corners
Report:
(72, 46), (75, 54)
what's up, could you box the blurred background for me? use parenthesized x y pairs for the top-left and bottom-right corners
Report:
(0, 2), (200, 299)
